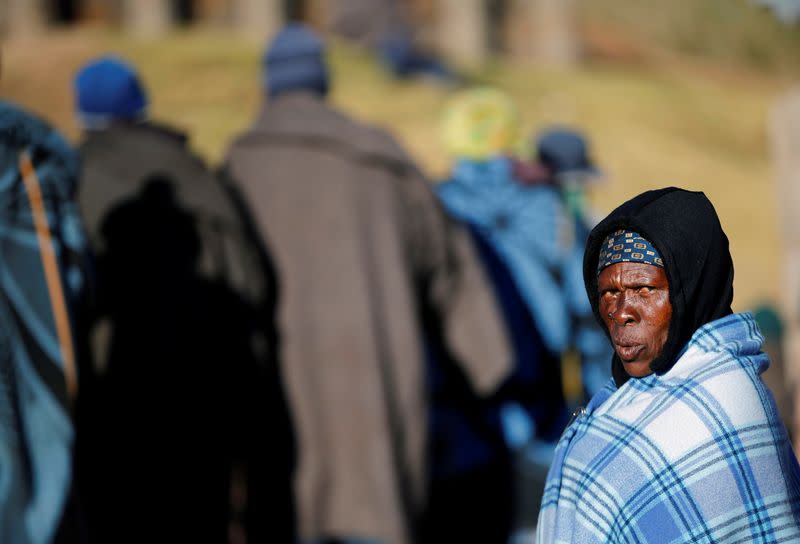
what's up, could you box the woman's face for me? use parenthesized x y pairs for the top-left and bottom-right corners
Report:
(598, 262), (672, 378)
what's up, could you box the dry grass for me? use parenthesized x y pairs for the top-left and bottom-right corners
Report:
(0, 26), (787, 311)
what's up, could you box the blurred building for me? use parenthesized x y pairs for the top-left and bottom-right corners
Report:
(0, 0), (285, 38)
(771, 89), (800, 450)
(0, 0), (580, 65)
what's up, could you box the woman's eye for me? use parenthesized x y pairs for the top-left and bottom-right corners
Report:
(638, 286), (652, 294)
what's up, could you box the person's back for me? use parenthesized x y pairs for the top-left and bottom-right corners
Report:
(436, 90), (576, 541)
(224, 24), (510, 544)
(526, 127), (615, 398)
(73, 57), (293, 543)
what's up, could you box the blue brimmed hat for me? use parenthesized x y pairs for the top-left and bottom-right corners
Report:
(536, 128), (602, 179)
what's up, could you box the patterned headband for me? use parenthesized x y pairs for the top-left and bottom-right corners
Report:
(597, 230), (664, 274)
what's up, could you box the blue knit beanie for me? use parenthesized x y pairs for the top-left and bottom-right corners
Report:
(74, 56), (147, 129)
(264, 24), (329, 98)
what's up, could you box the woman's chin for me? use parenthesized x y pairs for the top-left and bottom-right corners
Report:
(622, 360), (653, 378)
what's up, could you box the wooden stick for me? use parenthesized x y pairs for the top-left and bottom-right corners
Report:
(18, 151), (77, 400)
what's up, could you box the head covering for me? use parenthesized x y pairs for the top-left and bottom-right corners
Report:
(441, 88), (519, 161)
(536, 128), (600, 179)
(597, 230), (664, 273)
(74, 56), (148, 129)
(264, 23), (329, 98)
(583, 188), (734, 386)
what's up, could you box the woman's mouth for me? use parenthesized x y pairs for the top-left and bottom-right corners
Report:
(614, 343), (644, 362)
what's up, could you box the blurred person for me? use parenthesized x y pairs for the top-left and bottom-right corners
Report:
(522, 127), (615, 399)
(537, 188), (800, 543)
(0, 99), (89, 543)
(437, 94), (617, 533)
(439, 101), (613, 405)
(222, 24), (511, 544)
(326, 0), (457, 82)
(435, 88), (573, 543)
(73, 56), (295, 543)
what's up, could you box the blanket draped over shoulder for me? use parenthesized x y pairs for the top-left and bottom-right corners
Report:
(0, 101), (87, 544)
(537, 312), (800, 543)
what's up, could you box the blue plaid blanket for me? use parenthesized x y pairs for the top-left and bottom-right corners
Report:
(537, 312), (800, 543)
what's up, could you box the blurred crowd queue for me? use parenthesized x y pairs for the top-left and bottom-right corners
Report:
(5, 20), (760, 544)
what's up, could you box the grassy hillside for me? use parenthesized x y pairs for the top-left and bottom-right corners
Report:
(579, 0), (800, 76)
(0, 26), (788, 311)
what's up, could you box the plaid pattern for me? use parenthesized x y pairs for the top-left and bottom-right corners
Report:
(537, 312), (800, 543)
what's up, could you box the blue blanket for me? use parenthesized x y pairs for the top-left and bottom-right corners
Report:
(0, 101), (86, 544)
(438, 157), (612, 397)
(537, 312), (800, 543)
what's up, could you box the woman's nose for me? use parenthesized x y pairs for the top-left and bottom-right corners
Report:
(612, 291), (637, 325)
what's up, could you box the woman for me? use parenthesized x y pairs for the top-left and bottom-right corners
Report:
(537, 187), (800, 543)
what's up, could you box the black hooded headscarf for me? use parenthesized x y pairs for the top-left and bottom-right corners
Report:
(583, 187), (734, 387)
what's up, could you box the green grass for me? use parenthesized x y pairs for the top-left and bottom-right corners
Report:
(0, 26), (786, 311)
